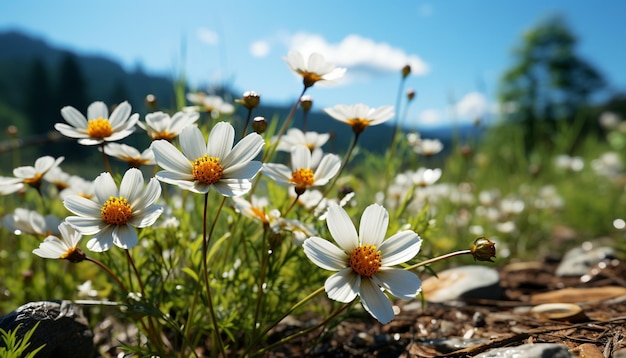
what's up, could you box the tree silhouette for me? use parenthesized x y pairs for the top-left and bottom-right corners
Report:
(55, 52), (89, 115)
(23, 58), (54, 134)
(498, 15), (605, 154)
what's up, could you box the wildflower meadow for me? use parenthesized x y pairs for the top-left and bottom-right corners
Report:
(0, 48), (624, 357)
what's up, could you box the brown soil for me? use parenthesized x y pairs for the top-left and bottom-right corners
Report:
(263, 254), (626, 358)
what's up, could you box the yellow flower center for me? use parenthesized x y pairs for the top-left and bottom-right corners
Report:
(101, 196), (133, 225)
(349, 244), (382, 278)
(23, 173), (44, 188)
(291, 168), (315, 189)
(152, 131), (177, 141)
(87, 117), (113, 138)
(346, 118), (370, 135)
(192, 155), (223, 184)
(300, 71), (323, 88)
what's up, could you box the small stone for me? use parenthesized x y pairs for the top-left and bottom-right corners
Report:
(475, 343), (572, 357)
(555, 243), (615, 277)
(0, 300), (94, 358)
(422, 265), (502, 302)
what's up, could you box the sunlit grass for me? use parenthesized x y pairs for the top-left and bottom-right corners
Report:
(0, 50), (625, 357)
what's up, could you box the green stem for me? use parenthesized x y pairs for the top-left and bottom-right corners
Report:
(314, 132), (360, 209)
(404, 249), (472, 271)
(201, 194), (227, 357)
(245, 286), (325, 355)
(251, 226), (271, 338)
(252, 301), (352, 357)
(85, 256), (128, 292)
(100, 143), (113, 174)
(262, 87), (307, 163)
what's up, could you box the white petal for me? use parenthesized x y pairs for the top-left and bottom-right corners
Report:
(119, 168), (144, 202)
(87, 226), (115, 252)
(373, 268), (422, 300)
(312, 154), (340, 185)
(60, 106), (88, 128)
(379, 231), (422, 266)
(290, 145), (311, 170)
(113, 224), (138, 249)
(130, 205), (163, 227)
(207, 122), (234, 159)
(131, 177), (161, 210)
(262, 163), (292, 184)
(221, 132), (264, 169)
(64, 196), (102, 217)
(325, 268), (359, 303)
(65, 216), (105, 235)
(33, 237), (67, 258)
(108, 102), (131, 127)
(87, 101), (108, 120)
(54, 123), (88, 138)
(359, 278), (394, 324)
(359, 204), (388, 247)
(223, 161), (262, 180)
(303, 237), (348, 271)
(180, 126), (207, 160)
(151, 140), (193, 175)
(212, 179), (251, 197)
(93, 172), (118, 203)
(326, 203), (358, 252)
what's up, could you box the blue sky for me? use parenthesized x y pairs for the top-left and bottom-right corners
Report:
(1, 0), (625, 129)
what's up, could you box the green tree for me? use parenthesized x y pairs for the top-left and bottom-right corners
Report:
(23, 58), (54, 133)
(54, 52), (89, 115)
(498, 15), (605, 154)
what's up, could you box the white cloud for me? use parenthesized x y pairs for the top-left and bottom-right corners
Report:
(286, 32), (429, 76)
(419, 109), (442, 125)
(455, 92), (488, 120)
(197, 28), (219, 45)
(250, 40), (270, 58)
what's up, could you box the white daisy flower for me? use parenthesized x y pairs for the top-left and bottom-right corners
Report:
(2, 208), (62, 237)
(55, 101), (139, 145)
(63, 168), (163, 252)
(412, 138), (444, 156)
(284, 50), (346, 88)
(185, 93), (235, 117)
(411, 168), (442, 187)
(274, 128), (330, 152)
(33, 222), (85, 262)
(0, 156), (64, 194)
(100, 143), (155, 168)
(303, 203), (422, 324)
(150, 122), (264, 196)
(59, 175), (95, 200)
(324, 104), (394, 134)
(263, 144), (341, 195)
(138, 110), (199, 141)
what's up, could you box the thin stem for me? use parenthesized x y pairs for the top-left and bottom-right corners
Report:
(251, 226), (271, 338)
(252, 302), (352, 357)
(282, 192), (301, 217)
(181, 282), (201, 358)
(404, 249), (472, 271)
(85, 256), (128, 292)
(262, 87), (307, 163)
(241, 108), (253, 139)
(201, 193), (227, 357)
(245, 286), (325, 355)
(314, 132), (360, 209)
(100, 143), (113, 174)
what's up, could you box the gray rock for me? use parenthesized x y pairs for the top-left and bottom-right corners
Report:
(422, 265), (502, 302)
(0, 300), (94, 358)
(555, 243), (615, 276)
(475, 343), (572, 358)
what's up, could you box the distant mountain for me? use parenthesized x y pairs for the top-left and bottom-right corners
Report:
(0, 30), (178, 112)
(0, 29), (482, 166)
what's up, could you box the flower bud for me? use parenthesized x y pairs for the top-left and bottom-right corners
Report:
(238, 91), (261, 109)
(6, 125), (18, 137)
(300, 95), (313, 112)
(251, 116), (267, 134)
(407, 89), (416, 102)
(145, 94), (158, 110)
(402, 64), (411, 79)
(470, 237), (496, 262)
